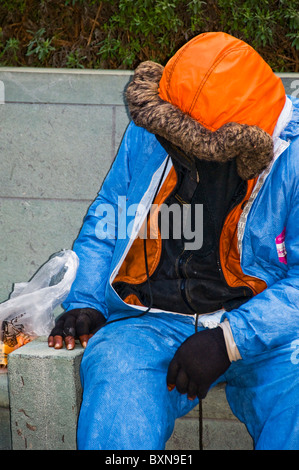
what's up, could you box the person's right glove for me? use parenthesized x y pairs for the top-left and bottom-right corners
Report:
(48, 307), (106, 350)
(166, 326), (231, 400)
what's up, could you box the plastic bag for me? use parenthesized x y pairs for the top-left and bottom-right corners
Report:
(0, 249), (79, 366)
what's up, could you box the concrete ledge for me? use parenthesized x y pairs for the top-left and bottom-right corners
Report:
(7, 338), (253, 450)
(0, 373), (11, 450)
(0, 67), (133, 105)
(0, 372), (9, 408)
(8, 337), (83, 450)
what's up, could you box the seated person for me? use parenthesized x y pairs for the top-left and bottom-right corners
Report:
(48, 32), (299, 450)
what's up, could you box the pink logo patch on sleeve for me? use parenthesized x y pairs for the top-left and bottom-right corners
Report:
(275, 228), (287, 264)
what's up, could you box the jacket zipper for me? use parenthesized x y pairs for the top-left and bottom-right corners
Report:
(215, 180), (248, 287)
(182, 179), (248, 311)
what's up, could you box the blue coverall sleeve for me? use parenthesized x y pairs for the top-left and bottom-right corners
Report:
(62, 122), (135, 318)
(223, 144), (299, 359)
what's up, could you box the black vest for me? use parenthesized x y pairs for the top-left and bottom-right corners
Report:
(114, 138), (253, 314)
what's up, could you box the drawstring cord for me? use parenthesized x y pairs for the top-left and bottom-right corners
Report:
(99, 156), (170, 330)
(199, 401), (203, 450)
(195, 313), (203, 450)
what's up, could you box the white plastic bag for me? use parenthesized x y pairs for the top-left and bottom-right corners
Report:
(0, 249), (79, 365)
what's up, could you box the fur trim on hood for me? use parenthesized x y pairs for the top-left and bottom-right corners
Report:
(126, 60), (274, 180)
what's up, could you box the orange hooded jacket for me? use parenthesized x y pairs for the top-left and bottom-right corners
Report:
(115, 32), (286, 307)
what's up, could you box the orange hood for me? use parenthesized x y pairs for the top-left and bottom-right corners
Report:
(158, 32), (285, 135)
(126, 32), (286, 180)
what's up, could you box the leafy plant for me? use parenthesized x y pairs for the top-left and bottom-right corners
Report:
(187, 0), (206, 31)
(0, 0), (26, 13)
(0, 37), (21, 64)
(97, 0), (186, 66)
(66, 49), (87, 68)
(283, 4), (299, 50)
(26, 28), (55, 62)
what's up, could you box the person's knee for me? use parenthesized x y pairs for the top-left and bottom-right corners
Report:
(82, 323), (148, 375)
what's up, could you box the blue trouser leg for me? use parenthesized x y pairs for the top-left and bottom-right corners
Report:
(224, 341), (299, 450)
(77, 311), (200, 450)
(77, 310), (299, 450)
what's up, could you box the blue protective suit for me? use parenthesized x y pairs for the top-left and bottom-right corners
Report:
(62, 92), (299, 450)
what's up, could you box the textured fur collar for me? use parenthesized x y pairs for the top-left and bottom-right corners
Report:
(126, 61), (274, 180)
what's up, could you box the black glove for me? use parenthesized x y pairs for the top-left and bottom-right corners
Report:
(167, 327), (230, 400)
(48, 307), (106, 350)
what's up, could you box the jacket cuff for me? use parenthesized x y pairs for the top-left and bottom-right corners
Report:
(219, 319), (242, 362)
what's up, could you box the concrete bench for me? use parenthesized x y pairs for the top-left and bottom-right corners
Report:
(0, 67), (298, 450)
(7, 337), (253, 450)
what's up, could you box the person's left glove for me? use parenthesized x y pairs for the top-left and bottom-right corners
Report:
(48, 307), (106, 350)
(167, 327), (230, 400)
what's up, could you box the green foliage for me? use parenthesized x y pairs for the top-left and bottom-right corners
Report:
(188, 0), (206, 31)
(283, 3), (299, 50)
(0, 0), (26, 14)
(26, 28), (55, 63)
(0, 37), (21, 65)
(97, 0), (187, 66)
(0, 0), (298, 71)
(66, 49), (87, 68)
(217, 0), (299, 50)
